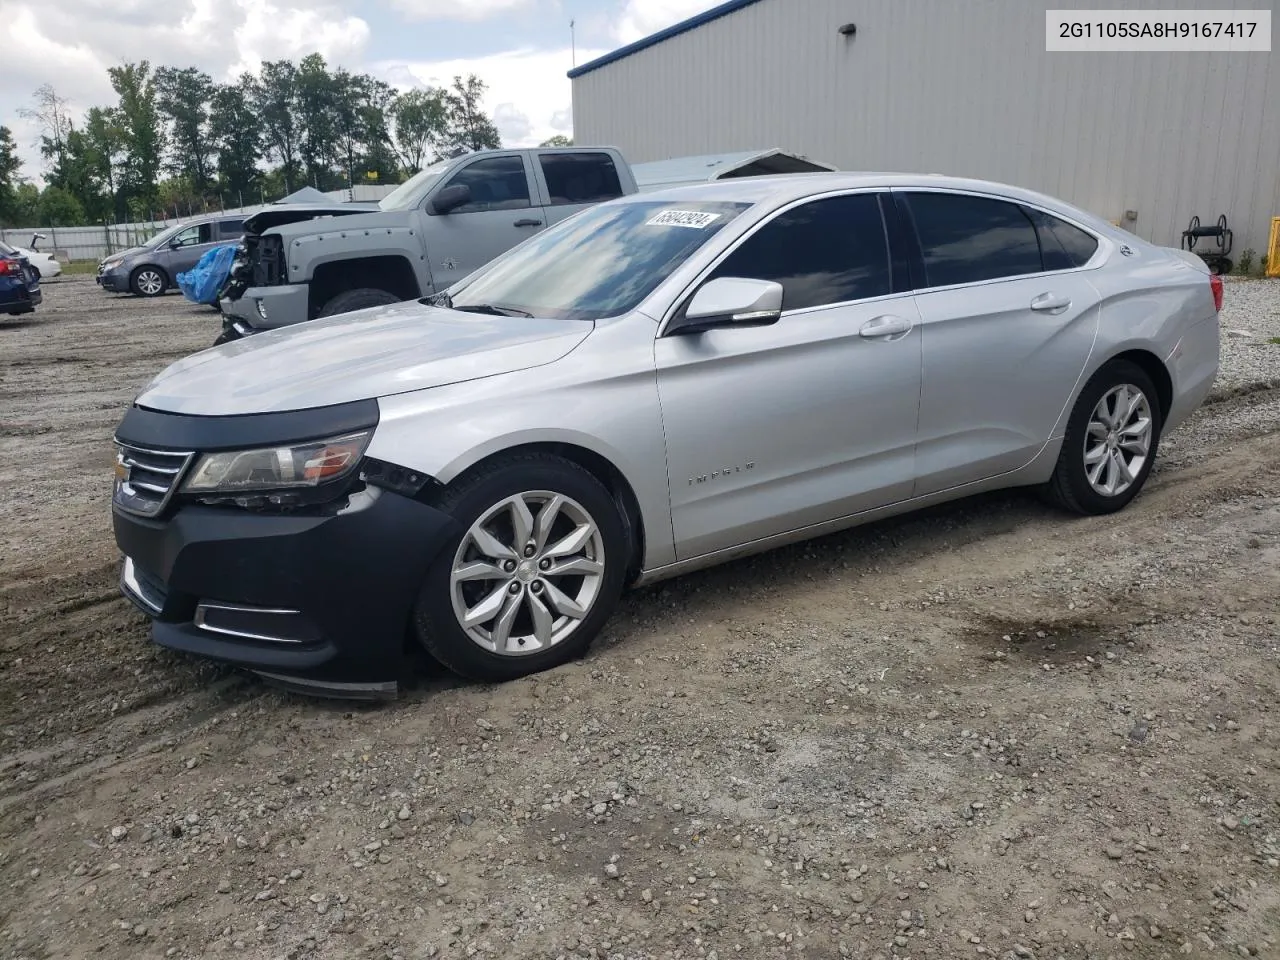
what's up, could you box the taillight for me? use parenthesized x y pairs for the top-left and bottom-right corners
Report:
(0, 259), (23, 277)
(1210, 274), (1223, 312)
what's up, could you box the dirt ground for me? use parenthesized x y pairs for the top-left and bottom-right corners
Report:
(1, 277), (1278, 960)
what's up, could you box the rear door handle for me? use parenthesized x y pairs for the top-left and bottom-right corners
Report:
(859, 315), (913, 339)
(513, 218), (543, 227)
(1030, 292), (1071, 314)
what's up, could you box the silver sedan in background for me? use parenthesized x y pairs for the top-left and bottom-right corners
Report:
(112, 173), (1221, 697)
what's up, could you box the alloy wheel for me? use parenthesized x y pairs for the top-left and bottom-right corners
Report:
(136, 270), (163, 295)
(1083, 383), (1152, 497)
(449, 491), (606, 656)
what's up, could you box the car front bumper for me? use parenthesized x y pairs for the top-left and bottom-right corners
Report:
(114, 486), (458, 698)
(97, 267), (130, 292)
(219, 283), (310, 332)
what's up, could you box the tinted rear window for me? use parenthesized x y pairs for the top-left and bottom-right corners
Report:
(904, 192), (1043, 287)
(1025, 207), (1099, 269)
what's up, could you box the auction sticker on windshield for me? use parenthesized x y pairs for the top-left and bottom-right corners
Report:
(646, 210), (722, 229)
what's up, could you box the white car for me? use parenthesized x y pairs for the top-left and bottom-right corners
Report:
(16, 247), (62, 279)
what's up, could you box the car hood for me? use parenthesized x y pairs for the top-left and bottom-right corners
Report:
(104, 245), (152, 263)
(135, 299), (593, 416)
(244, 202), (380, 233)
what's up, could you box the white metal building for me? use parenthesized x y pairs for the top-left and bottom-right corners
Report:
(570, 0), (1280, 257)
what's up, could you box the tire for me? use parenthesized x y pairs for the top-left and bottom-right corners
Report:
(1043, 359), (1163, 516)
(414, 453), (629, 683)
(316, 287), (402, 319)
(130, 266), (167, 297)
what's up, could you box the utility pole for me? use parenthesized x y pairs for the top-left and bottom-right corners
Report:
(571, 20), (576, 68)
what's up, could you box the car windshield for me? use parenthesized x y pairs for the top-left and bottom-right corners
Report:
(378, 159), (452, 211)
(445, 200), (753, 321)
(145, 222), (189, 248)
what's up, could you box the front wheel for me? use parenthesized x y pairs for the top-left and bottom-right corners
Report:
(1043, 359), (1163, 515)
(130, 266), (167, 297)
(316, 287), (402, 319)
(415, 454), (629, 683)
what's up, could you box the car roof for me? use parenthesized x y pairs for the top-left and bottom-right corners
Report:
(613, 172), (1120, 236)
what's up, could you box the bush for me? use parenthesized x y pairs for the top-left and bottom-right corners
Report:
(1237, 248), (1255, 275)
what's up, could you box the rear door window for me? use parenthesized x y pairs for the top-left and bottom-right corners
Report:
(707, 193), (892, 311)
(539, 153), (625, 206)
(903, 192), (1043, 287)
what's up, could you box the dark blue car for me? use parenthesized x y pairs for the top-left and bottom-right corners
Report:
(1, 239), (43, 316)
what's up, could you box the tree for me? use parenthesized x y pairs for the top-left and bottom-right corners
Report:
(108, 61), (165, 215)
(18, 85), (73, 176)
(390, 87), (449, 174)
(81, 107), (126, 221)
(540, 135), (573, 147)
(441, 75), (501, 154)
(331, 72), (398, 186)
(210, 75), (263, 204)
(155, 66), (215, 193)
(253, 60), (302, 193)
(37, 185), (85, 226)
(11, 183), (41, 227)
(0, 126), (22, 225)
(295, 53), (339, 189)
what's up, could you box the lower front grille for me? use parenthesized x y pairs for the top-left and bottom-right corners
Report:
(113, 442), (194, 517)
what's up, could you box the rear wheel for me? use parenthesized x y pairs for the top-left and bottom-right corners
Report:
(414, 454), (629, 683)
(130, 266), (167, 297)
(316, 287), (402, 319)
(1043, 359), (1162, 515)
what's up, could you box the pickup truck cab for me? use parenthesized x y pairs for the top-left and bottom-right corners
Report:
(219, 147), (636, 338)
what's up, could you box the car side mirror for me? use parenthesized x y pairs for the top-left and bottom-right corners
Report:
(428, 184), (472, 215)
(671, 277), (784, 334)
(168, 237), (182, 248)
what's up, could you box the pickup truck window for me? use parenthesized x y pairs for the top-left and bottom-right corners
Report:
(441, 156), (531, 213)
(540, 153), (624, 206)
(446, 200), (751, 322)
(378, 158), (451, 211)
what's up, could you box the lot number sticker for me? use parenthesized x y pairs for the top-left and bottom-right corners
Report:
(646, 209), (721, 229)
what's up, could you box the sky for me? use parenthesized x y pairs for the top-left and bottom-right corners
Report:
(0, 0), (724, 182)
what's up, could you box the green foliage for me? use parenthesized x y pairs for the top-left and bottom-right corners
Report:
(390, 87), (450, 174)
(540, 135), (573, 147)
(155, 66), (215, 192)
(1237, 249), (1255, 276)
(37, 184), (85, 225)
(109, 62), (165, 212)
(441, 75), (502, 155)
(14, 58), (508, 225)
(0, 126), (22, 226)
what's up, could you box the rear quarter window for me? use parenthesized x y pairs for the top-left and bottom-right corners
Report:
(1025, 207), (1099, 270)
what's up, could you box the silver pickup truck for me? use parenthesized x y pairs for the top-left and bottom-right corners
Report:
(217, 147), (637, 341)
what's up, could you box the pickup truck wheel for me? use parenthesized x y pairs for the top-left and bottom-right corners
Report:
(414, 454), (629, 683)
(316, 287), (403, 318)
(130, 266), (167, 297)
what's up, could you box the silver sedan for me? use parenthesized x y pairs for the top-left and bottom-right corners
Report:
(114, 173), (1221, 695)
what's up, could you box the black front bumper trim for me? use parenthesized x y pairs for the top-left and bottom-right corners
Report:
(114, 485), (460, 695)
(116, 398), (379, 452)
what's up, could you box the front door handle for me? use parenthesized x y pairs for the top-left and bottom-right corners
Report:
(513, 218), (543, 227)
(859, 315), (913, 339)
(1030, 292), (1071, 314)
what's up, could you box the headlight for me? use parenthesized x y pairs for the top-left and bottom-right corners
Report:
(182, 432), (370, 496)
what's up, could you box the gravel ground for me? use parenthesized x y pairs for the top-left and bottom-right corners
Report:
(1, 277), (1278, 960)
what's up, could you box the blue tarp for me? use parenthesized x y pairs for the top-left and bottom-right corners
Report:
(177, 244), (237, 305)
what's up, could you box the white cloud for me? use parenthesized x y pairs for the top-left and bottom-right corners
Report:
(373, 45), (607, 148)
(614, 0), (722, 44)
(385, 0), (534, 21)
(0, 0), (370, 179)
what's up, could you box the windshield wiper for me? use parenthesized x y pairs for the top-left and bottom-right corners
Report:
(452, 303), (533, 318)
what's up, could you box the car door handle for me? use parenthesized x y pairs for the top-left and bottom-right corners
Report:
(858, 315), (913, 339)
(513, 218), (543, 227)
(1030, 292), (1071, 314)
